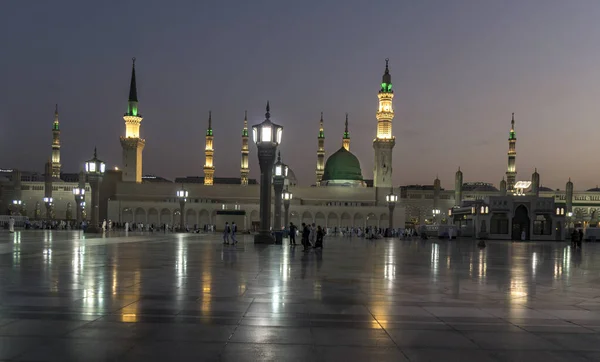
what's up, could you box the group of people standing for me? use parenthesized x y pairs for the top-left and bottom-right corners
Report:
(287, 222), (324, 251)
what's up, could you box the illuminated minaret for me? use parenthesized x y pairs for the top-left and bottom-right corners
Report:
(240, 111), (249, 185)
(342, 113), (350, 151)
(316, 112), (325, 185)
(204, 111), (215, 185)
(120, 57), (145, 183)
(373, 59), (395, 188)
(506, 112), (517, 191)
(566, 178), (573, 214)
(51, 104), (61, 179)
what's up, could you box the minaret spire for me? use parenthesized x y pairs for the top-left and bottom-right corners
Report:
(204, 110), (215, 185)
(373, 58), (395, 188)
(342, 113), (350, 151)
(241, 110), (249, 185)
(51, 104), (61, 179)
(506, 112), (517, 192)
(316, 112), (325, 185)
(120, 57), (145, 183)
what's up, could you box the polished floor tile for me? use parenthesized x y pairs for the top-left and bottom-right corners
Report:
(3, 230), (600, 360)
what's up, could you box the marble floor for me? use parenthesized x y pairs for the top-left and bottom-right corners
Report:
(1, 231), (600, 361)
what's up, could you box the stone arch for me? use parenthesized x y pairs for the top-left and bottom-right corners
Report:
(122, 208), (133, 223)
(380, 213), (388, 228)
(135, 207), (146, 223)
(66, 202), (73, 220)
(211, 210), (218, 224)
(199, 209), (210, 227)
(341, 212), (351, 227)
(366, 213), (378, 228)
(353, 213), (364, 228)
(186, 209), (197, 226)
(160, 208), (171, 225)
(302, 211), (313, 225)
(290, 211), (300, 225)
(327, 212), (339, 228)
(173, 209), (181, 225)
(147, 208), (159, 225)
(315, 212), (326, 228)
(250, 210), (259, 223)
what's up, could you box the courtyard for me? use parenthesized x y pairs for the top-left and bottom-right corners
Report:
(0, 231), (600, 361)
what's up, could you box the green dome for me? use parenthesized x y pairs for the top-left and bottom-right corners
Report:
(322, 147), (363, 182)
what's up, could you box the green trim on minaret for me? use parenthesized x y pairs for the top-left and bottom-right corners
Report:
(206, 111), (213, 136)
(343, 113), (350, 139)
(319, 112), (324, 138)
(126, 57), (139, 117)
(242, 110), (248, 137)
(53, 104), (60, 131)
(509, 112), (516, 140)
(380, 58), (393, 93)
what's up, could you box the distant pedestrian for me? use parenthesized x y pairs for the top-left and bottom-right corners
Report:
(230, 222), (238, 244)
(301, 223), (310, 251)
(289, 222), (297, 246)
(578, 229), (584, 248)
(223, 222), (231, 244)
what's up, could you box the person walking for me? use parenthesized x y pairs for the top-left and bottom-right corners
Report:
(309, 223), (317, 248)
(301, 222), (310, 251)
(289, 222), (297, 246)
(230, 222), (238, 245)
(223, 222), (231, 244)
(315, 225), (324, 249)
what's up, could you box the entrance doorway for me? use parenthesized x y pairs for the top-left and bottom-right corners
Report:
(512, 205), (530, 240)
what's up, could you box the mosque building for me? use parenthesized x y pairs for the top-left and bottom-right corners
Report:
(0, 59), (597, 240)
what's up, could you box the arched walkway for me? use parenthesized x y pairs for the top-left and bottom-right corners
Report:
(290, 211), (300, 226)
(379, 213), (388, 228)
(160, 208), (171, 225)
(302, 211), (313, 225)
(199, 209), (210, 226)
(315, 212), (326, 228)
(366, 213), (378, 228)
(327, 212), (339, 228)
(186, 209), (197, 226)
(354, 213), (364, 228)
(341, 212), (351, 227)
(135, 207), (146, 224)
(512, 205), (530, 240)
(148, 208), (159, 225)
(122, 208), (133, 223)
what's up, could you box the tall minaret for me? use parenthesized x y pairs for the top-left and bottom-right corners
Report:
(454, 167), (463, 207)
(433, 175), (441, 214)
(531, 168), (540, 196)
(51, 104), (61, 179)
(204, 111), (215, 185)
(316, 112), (325, 185)
(566, 178), (574, 214)
(506, 112), (517, 191)
(240, 111), (249, 186)
(373, 59), (395, 188)
(120, 57), (145, 183)
(342, 113), (350, 151)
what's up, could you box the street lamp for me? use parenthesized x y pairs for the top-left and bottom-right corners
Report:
(176, 185), (188, 232)
(84, 147), (105, 233)
(273, 151), (288, 232)
(282, 186), (293, 229)
(43, 196), (53, 220)
(432, 208), (441, 224)
(252, 101), (283, 244)
(386, 187), (398, 234)
(72, 187), (85, 223)
(11, 200), (22, 216)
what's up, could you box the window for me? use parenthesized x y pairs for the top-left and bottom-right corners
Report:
(491, 213), (509, 234)
(533, 214), (552, 235)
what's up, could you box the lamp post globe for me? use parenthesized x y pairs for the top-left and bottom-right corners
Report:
(11, 199), (22, 216)
(84, 148), (105, 233)
(272, 151), (287, 233)
(282, 186), (293, 230)
(176, 186), (188, 232)
(72, 187), (86, 223)
(386, 188), (398, 234)
(252, 101), (283, 244)
(42, 196), (53, 221)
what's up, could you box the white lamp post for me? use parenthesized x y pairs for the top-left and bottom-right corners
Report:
(273, 151), (288, 234)
(73, 187), (85, 223)
(252, 102), (283, 244)
(386, 187), (398, 233)
(176, 186), (188, 232)
(84, 148), (105, 233)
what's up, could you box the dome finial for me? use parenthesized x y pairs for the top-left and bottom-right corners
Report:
(94, 146), (97, 159)
(208, 110), (212, 129)
(265, 101), (270, 119)
(55, 104), (58, 115)
(277, 150), (281, 163)
(385, 58), (389, 71)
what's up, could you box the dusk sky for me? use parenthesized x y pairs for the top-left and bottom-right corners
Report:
(2, 1), (600, 190)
